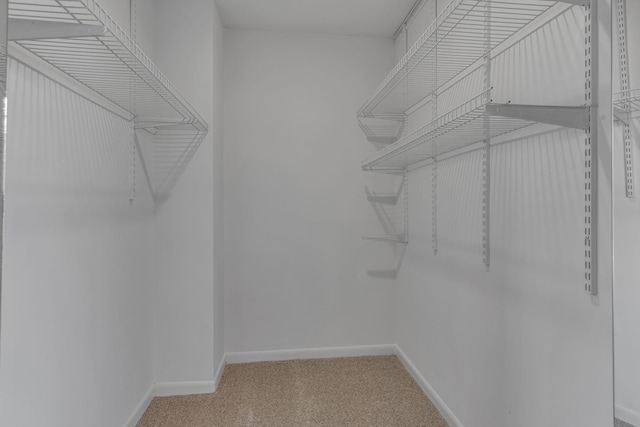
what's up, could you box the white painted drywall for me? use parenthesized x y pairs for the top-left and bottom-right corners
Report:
(613, 0), (640, 424)
(0, 50), (156, 427)
(153, 0), (222, 386)
(215, 0), (414, 37)
(223, 30), (397, 353)
(394, 2), (614, 427)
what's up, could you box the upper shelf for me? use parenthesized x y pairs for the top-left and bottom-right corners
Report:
(357, 0), (559, 119)
(362, 93), (589, 172)
(7, 0), (208, 197)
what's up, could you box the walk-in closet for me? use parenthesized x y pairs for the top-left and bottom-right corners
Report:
(0, 1), (624, 426)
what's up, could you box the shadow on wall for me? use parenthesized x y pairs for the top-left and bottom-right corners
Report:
(364, 174), (407, 279)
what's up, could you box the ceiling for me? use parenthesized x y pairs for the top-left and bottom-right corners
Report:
(214, 0), (417, 38)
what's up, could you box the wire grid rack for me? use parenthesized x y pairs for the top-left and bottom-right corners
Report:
(361, 93), (537, 172)
(8, 0), (208, 197)
(614, 88), (640, 114)
(357, 0), (557, 119)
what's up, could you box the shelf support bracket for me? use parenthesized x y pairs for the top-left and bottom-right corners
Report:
(482, 0), (491, 270)
(613, 106), (631, 125)
(8, 18), (105, 41)
(486, 104), (590, 130)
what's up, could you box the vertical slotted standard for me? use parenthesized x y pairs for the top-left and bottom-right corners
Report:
(431, 0), (438, 256)
(432, 158), (438, 254)
(617, 0), (634, 198)
(0, 0), (6, 361)
(404, 171), (409, 242)
(402, 23), (410, 244)
(482, 0), (492, 269)
(129, 0), (137, 203)
(584, 0), (597, 295)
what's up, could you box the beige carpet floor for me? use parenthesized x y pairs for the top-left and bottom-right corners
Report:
(137, 355), (449, 427)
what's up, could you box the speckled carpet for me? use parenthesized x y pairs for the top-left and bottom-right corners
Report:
(137, 355), (449, 427)
(615, 418), (636, 427)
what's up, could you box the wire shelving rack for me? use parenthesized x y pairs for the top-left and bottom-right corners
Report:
(7, 0), (208, 198)
(357, 0), (597, 294)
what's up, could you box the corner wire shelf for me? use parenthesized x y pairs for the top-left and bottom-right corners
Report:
(356, 0), (559, 121)
(7, 0), (208, 198)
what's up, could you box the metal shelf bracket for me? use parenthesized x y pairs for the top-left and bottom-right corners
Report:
(486, 104), (590, 131)
(8, 18), (105, 41)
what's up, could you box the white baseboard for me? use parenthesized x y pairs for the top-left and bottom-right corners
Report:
(214, 353), (227, 390)
(224, 344), (397, 364)
(154, 381), (216, 397)
(123, 385), (155, 427)
(394, 345), (464, 427)
(122, 379), (218, 426)
(616, 404), (640, 426)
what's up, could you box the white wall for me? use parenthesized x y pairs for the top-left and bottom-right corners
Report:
(394, 2), (614, 427)
(0, 0), (223, 424)
(223, 30), (397, 353)
(614, 0), (640, 424)
(0, 25), (156, 427)
(153, 0), (223, 388)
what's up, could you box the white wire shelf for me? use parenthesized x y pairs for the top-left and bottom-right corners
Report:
(8, 0), (208, 198)
(614, 88), (640, 114)
(357, 0), (558, 118)
(362, 93), (590, 172)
